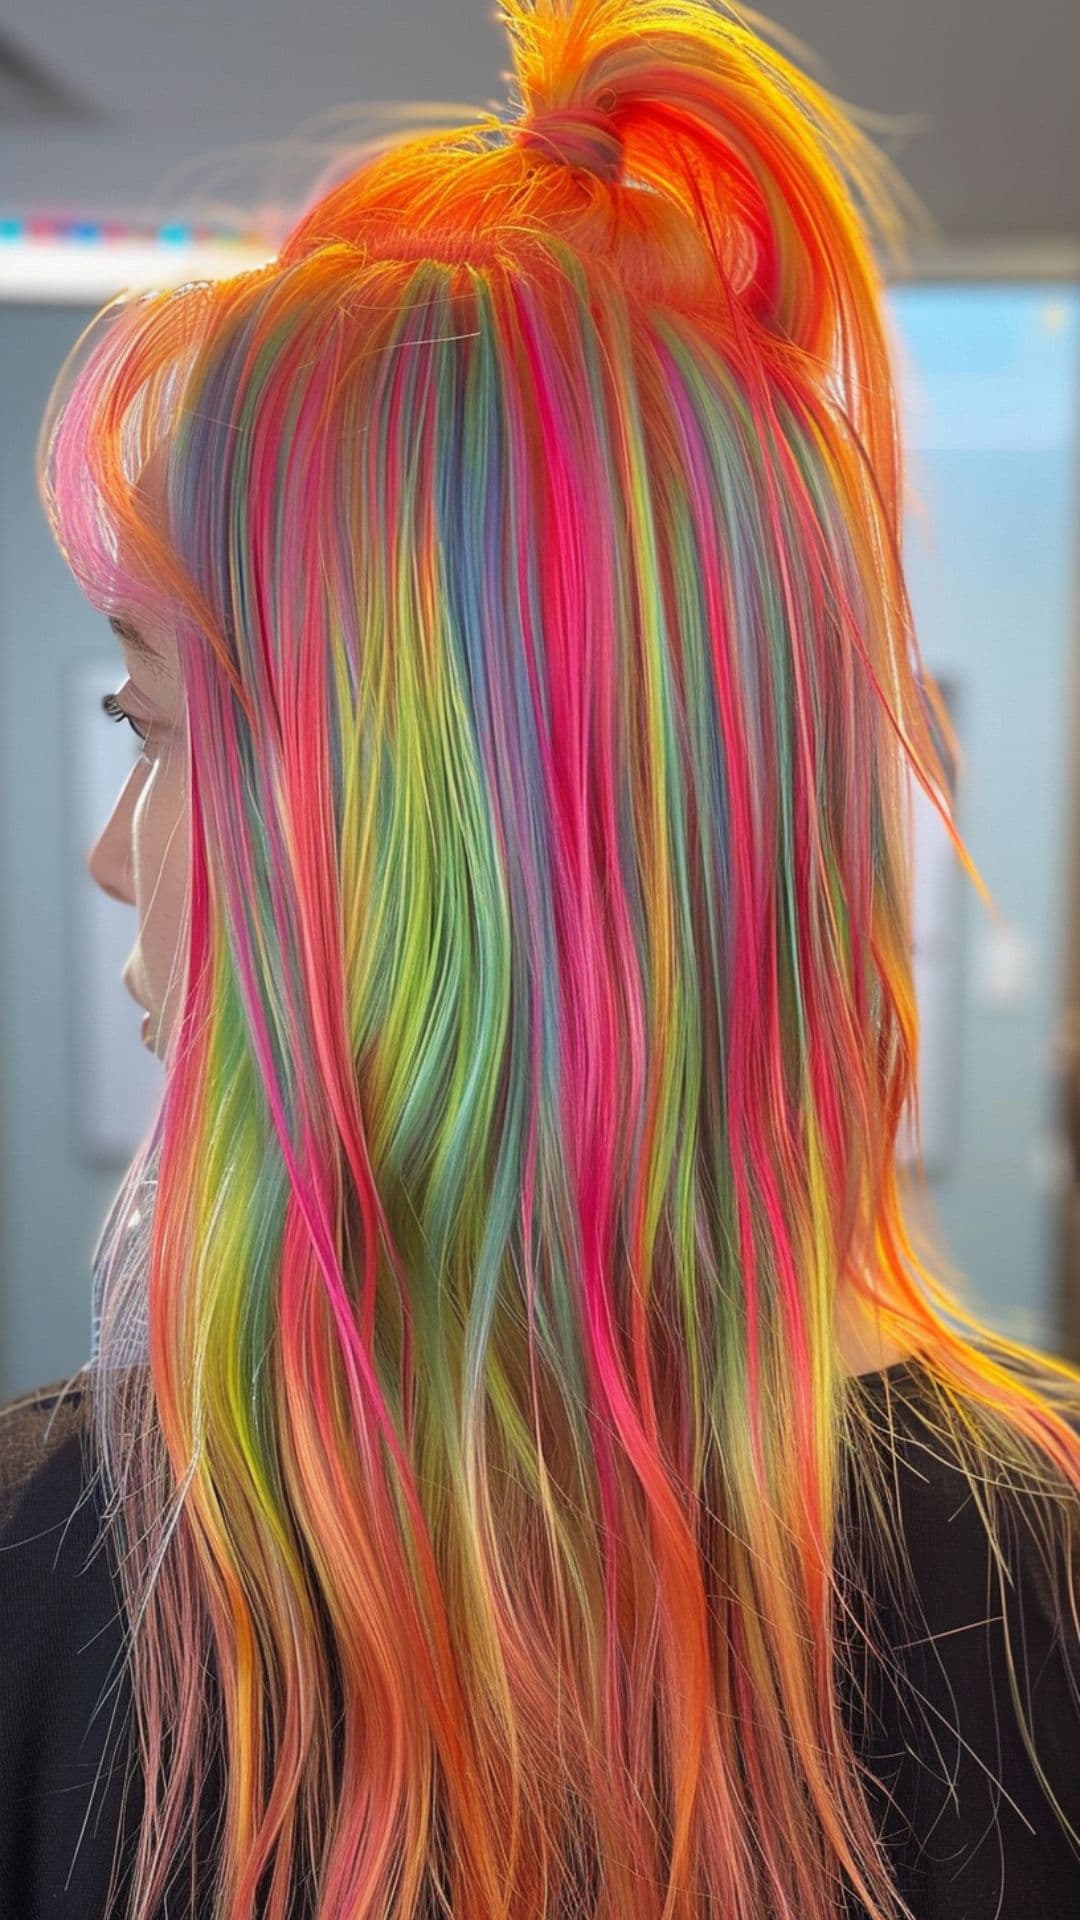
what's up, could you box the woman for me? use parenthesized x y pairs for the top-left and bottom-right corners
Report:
(2, 0), (1079, 1914)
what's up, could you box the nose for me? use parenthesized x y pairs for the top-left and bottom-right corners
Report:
(86, 774), (138, 907)
(87, 834), (135, 905)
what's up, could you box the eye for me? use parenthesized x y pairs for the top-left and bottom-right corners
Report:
(101, 689), (150, 746)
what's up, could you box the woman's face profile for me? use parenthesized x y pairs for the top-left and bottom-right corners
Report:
(86, 598), (187, 1064)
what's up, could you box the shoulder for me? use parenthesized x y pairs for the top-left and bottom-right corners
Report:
(0, 1371), (117, 1684)
(0, 1373), (94, 1538)
(846, 1361), (1080, 1669)
(0, 1376), (142, 1915)
(850, 1358), (1080, 1547)
(843, 1362), (1080, 1912)
(0, 1369), (111, 1696)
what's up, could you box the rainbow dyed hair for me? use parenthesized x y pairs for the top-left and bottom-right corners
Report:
(36, 2), (1080, 1916)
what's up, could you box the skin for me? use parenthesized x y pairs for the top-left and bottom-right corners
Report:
(85, 603), (187, 1063)
(83, 458), (912, 1379)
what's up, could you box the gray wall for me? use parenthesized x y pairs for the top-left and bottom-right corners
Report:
(0, 302), (152, 1398)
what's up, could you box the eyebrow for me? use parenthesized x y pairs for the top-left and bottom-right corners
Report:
(107, 614), (167, 678)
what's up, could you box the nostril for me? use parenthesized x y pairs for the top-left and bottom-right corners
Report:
(90, 867), (129, 905)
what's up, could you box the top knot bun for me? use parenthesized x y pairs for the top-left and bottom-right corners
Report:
(495, 0), (923, 489)
(515, 88), (623, 181)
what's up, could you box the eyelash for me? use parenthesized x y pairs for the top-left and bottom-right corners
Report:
(101, 691), (150, 745)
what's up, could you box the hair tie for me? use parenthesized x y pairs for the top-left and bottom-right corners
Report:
(515, 99), (623, 183)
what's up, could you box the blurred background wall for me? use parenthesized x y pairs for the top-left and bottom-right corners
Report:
(0, 1), (1077, 1397)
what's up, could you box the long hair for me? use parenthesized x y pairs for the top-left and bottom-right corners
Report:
(36, 2), (1080, 1915)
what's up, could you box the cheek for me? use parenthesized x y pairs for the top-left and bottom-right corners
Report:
(130, 757), (189, 920)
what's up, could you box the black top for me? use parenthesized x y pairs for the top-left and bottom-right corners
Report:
(2, 1363), (1079, 1918)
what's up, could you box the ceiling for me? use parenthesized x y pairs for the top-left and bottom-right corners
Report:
(1, 0), (1076, 268)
